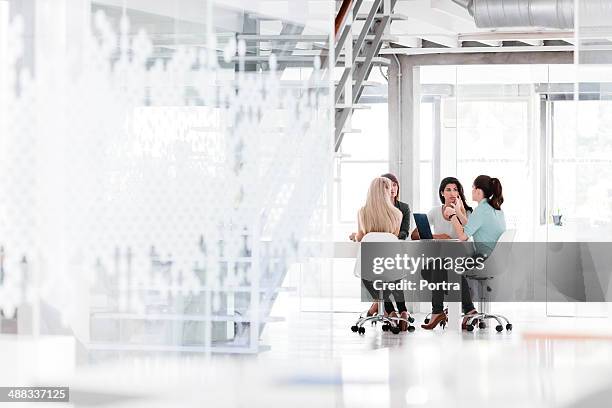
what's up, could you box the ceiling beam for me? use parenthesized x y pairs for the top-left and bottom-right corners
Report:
(394, 36), (423, 48)
(390, 20), (459, 48)
(458, 31), (574, 43)
(380, 45), (574, 55)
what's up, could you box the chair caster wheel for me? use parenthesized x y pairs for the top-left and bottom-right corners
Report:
(407, 325), (415, 332)
(424, 318), (430, 324)
(358, 327), (365, 335)
(495, 325), (503, 332)
(382, 324), (390, 332)
(478, 321), (486, 329)
(506, 323), (513, 331)
(408, 316), (415, 323)
(466, 324), (474, 332)
(351, 325), (358, 332)
(390, 326), (401, 334)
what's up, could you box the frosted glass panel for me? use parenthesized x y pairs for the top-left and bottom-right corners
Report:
(0, 0), (334, 356)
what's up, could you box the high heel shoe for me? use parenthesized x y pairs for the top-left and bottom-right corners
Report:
(462, 309), (478, 330)
(399, 311), (410, 331)
(420, 312), (448, 330)
(366, 302), (378, 317)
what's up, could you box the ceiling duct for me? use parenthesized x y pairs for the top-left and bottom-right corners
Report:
(452, 0), (583, 29)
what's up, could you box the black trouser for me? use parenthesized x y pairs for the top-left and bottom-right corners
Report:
(361, 279), (407, 314)
(421, 266), (475, 315)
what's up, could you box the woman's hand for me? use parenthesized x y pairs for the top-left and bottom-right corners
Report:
(349, 232), (357, 242)
(433, 233), (451, 240)
(453, 196), (465, 214)
(443, 206), (456, 219)
(452, 197), (469, 225)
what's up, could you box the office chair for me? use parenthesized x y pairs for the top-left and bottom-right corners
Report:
(463, 229), (516, 332)
(349, 232), (416, 335)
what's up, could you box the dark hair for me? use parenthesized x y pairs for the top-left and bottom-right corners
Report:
(381, 173), (399, 205)
(473, 175), (504, 210)
(438, 177), (473, 213)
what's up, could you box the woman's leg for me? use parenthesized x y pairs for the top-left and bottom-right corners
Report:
(390, 288), (409, 331)
(421, 266), (446, 314)
(460, 274), (477, 330)
(384, 301), (397, 315)
(362, 278), (400, 315)
(394, 300), (407, 314)
(461, 276), (476, 314)
(361, 279), (380, 315)
(390, 283), (407, 314)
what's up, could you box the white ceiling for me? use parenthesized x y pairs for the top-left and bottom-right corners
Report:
(90, 0), (575, 53)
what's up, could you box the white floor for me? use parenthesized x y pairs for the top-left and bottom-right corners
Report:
(6, 298), (612, 408)
(256, 297), (612, 408)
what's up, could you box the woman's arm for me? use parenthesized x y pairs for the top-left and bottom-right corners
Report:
(355, 210), (365, 242)
(444, 206), (469, 241)
(453, 198), (469, 226)
(450, 215), (469, 241)
(398, 203), (411, 240)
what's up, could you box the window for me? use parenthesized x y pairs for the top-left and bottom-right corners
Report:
(334, 103), (389, 239)
(551, 100), (612, 227)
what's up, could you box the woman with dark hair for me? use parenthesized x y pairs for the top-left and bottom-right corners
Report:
(445, 175), (506, 256)
(422, 175), (506, 330)
(411, 176), (472, 240)
(415, 177), (475, 330)
(380, 173), (411, 240)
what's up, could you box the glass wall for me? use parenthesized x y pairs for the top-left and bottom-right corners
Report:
(418, 60), (612, 317)
(565, 0), (612, 242)
(418, 65), (548, 241)
(0, 0), (334, 356)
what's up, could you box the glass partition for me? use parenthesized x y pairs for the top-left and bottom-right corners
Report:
(418, 52), (612, 318)
(0, 0), (334, 359)
(418, 65), (549, 243)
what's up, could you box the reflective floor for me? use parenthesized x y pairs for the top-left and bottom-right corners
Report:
(5, 300), (612, 407)
(258, 300), (612, 408)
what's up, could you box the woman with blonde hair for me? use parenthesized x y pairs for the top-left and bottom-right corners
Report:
(354, 177), (409, 330)
(355, 177), (403, 242)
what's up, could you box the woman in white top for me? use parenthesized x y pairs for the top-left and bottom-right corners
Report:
(411, 177), (472, 240)
(411, 177), (475, 330)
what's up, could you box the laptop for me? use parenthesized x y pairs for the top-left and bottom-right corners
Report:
(413, 213), (433, 240)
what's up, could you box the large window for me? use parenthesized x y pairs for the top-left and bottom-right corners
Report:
(334, 97), (389, 239)
(456, 98), (532, 233)
(419, 65), (544, 240)
(550, 100), (612, 236)
(419, 101), (435, 211)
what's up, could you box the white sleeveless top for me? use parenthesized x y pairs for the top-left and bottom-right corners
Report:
(426, 206), (471, 239)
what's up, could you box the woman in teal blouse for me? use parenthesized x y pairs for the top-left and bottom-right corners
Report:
(445, 175), (506, 256)
(423, 175), (506, 330)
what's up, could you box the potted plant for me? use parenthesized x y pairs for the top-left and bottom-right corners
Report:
(552, 208), (563, 226)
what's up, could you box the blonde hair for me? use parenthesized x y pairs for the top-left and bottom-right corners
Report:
(358, 177), (402, 235)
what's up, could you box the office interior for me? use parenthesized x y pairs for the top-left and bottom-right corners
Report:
(1, 0), (612, 407)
